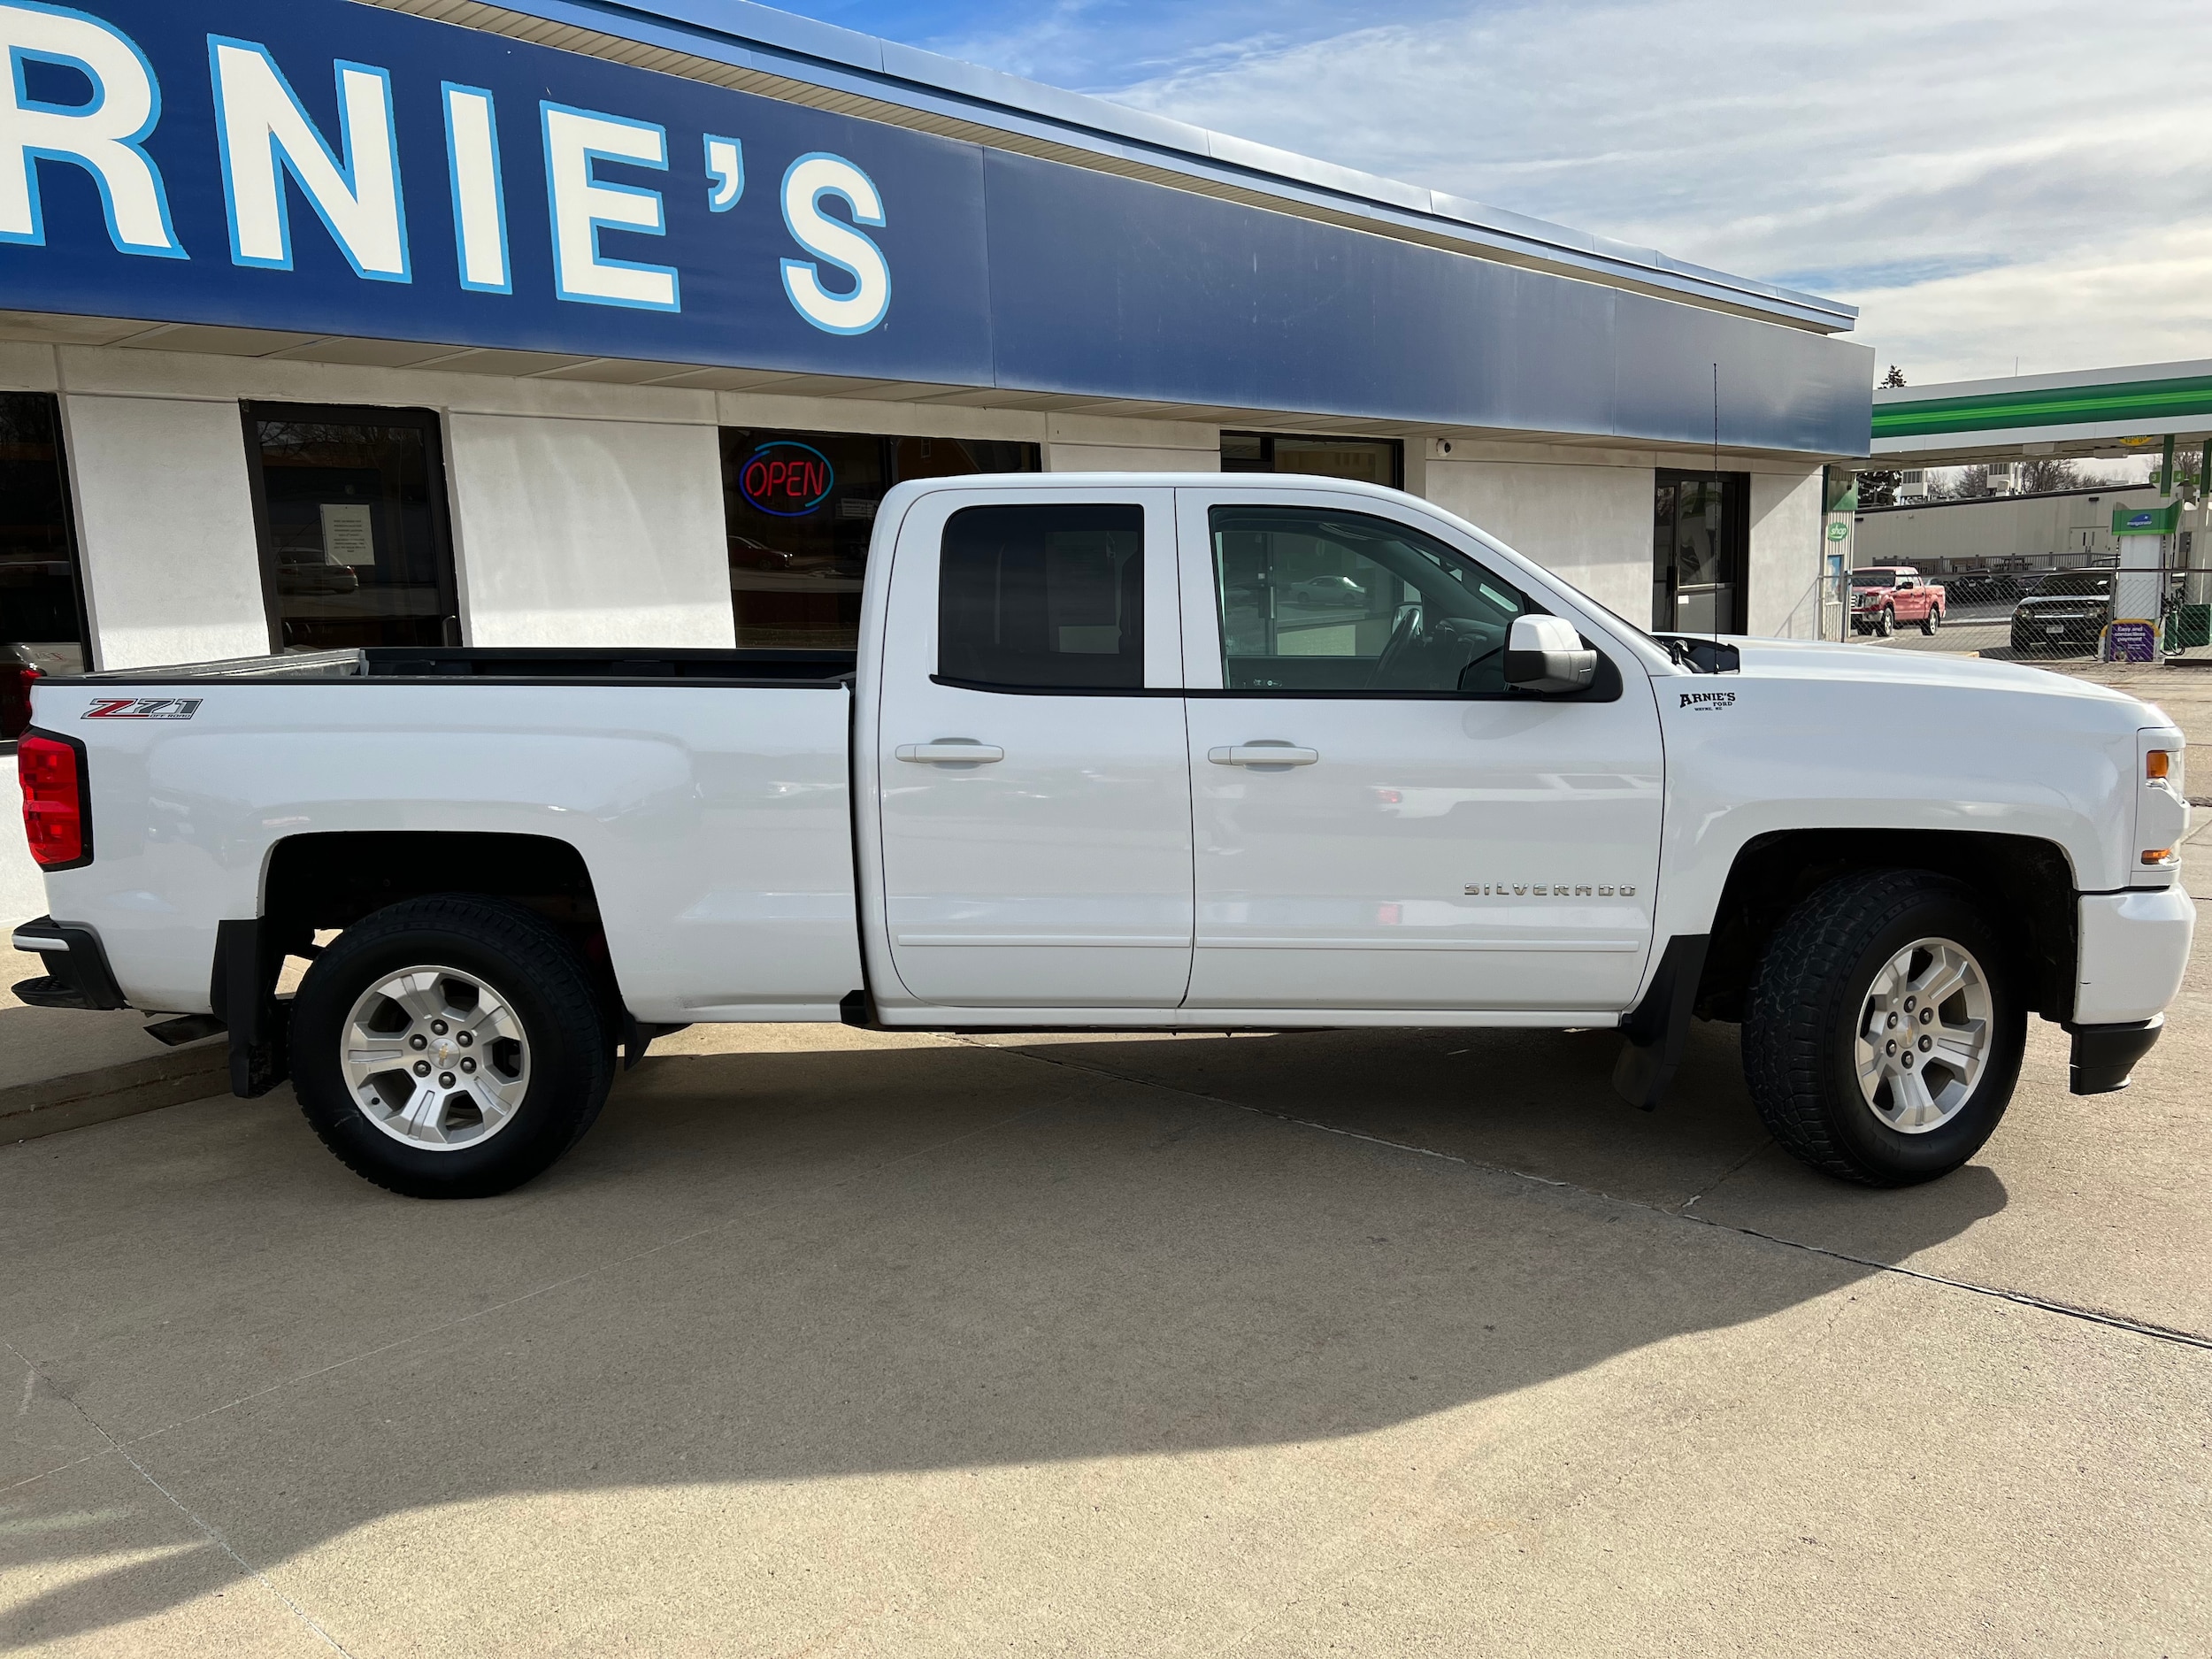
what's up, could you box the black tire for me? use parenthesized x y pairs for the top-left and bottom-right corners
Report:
(1922, 607), (1939, 635)
(1875, 607), (1894, 638)
(1741, 870), (2025, 1187)
(290, 895), (614, 1199)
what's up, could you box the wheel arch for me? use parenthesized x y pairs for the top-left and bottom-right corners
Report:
(1695, 829), (2077, 1024)
(261, 830), (605, 946)
(215, 833), (618, 1101)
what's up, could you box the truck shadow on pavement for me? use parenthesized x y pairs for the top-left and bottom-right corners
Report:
(0, 1023), (2006, 1646)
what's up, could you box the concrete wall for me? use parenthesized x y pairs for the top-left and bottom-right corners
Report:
(1420, 443), (1825, 639)
(1747, 470), (1824, 638)
(1855, 486), (2164, 572)
(1421, 454), (1654, 626)
(1042, 416), (1220, 473)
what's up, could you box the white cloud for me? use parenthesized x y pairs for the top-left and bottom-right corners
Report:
(1103, 0), (2212, 384)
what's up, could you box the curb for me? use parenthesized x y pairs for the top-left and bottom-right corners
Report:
(0, 1041), (230, 1143)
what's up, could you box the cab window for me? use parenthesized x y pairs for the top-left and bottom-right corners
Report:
(939, 503), (1144, 690)
(1210, 505), (1528, 693)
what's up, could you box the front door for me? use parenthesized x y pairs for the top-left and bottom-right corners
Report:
(1651, 469), (1747, 634)
(872, 486), (1192, 1010)
(1176, 488), (1663, 1013)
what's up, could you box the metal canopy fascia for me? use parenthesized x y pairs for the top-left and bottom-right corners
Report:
(0, 310), (1847, 465)
(1870, 359), (2212, 467)
(362, 0), (1856, 334)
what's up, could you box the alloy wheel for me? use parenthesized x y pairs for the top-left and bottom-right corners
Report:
(1854, 937), (1991, 1133)
(341, 965), (531, 1149)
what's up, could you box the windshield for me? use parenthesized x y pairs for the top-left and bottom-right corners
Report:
(2035, 572), (2111, 597)
(1850, 569), (1898, 588)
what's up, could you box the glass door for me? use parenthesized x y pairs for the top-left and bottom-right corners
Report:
(0, 393), (89, 675)
(1652, 469), (1748, 634)
(242, 404), (459, 652)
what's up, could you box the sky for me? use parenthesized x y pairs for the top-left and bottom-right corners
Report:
(773, 0), (2212, 388)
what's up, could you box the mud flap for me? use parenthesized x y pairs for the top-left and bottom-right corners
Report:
(1611, 934), (1709, 1111)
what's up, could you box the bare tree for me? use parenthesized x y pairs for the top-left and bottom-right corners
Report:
(2018, 457), (2081, 494)
(1930, 465), (1992, 500)
(1880, 365), (1908, 388)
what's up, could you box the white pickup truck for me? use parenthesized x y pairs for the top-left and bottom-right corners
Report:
(12, 474), (2194, 1198)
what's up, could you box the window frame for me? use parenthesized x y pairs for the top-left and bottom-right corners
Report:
(1220, 430), (1405, 490)
(876, 483), (1182, 700)
(0, 390), (92, 676)
(239, 401), (461, 653)
(933, 500), (1152, 695)
(1173, 488), (1620, 703)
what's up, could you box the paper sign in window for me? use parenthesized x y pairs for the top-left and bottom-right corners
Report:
(320, 503), (376, 565)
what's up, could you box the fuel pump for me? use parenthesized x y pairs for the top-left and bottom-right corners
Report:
(2106, 502), (2177, 662)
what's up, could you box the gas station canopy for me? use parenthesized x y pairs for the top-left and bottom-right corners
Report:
(1870, 359), (2212, 471)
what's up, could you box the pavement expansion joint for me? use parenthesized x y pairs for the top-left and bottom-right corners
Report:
(964, 1037), (2212, 1358)
(4, 1338), (357, 1655)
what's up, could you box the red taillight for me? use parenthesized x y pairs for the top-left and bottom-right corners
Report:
(0, 662), (39, 741)
(19, 733), (88, 869)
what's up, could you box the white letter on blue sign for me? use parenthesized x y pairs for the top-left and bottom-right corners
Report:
(540, 102), (677, 311)
(442, 83), (507, 293)
(0, 2), (182, 257)
(209, 38), (410, 281)
(780, 152), (887, 335)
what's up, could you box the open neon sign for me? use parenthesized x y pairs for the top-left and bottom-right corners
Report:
(739, 442), (834, 516)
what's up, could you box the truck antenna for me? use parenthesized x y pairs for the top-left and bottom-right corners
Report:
(1712, 363), (1722, 660)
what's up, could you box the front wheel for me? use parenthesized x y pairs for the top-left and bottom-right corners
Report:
(1742, 870), (2025, 1186)
(1875, 608), (1894, 638)
(290, 895), (614, 1198)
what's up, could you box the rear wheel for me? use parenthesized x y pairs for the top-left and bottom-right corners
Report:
(1922, 607), (1940, 635)
(1742, 870), (2024, 1186)
(290, 895), (613, 1198)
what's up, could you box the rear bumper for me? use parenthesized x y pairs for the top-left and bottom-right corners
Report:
(2064, 1016), (2163, 1095)
(10, 916), (128, 1010)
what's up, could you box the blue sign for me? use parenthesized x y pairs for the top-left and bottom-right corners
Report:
(0, 0), (990, 383)
(0, 0), (1873, 452)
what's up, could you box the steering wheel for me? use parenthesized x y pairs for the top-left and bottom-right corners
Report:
(1371, 603), (1426, 687)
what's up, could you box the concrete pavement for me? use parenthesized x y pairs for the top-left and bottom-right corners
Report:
(4, 948), (2209, 1654)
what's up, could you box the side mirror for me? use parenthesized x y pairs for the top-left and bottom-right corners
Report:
(1504, 614), (1596, 695)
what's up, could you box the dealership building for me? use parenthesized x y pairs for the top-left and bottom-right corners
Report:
(0, 0), (1872, 677)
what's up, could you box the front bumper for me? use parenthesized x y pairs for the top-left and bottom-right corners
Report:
(10, 916), (128, 1010)
(2065, 1017), (2163, 1095)
(2075, 886), (2193, 1025)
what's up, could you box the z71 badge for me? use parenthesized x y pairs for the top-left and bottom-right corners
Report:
(83, 697), (203, 720)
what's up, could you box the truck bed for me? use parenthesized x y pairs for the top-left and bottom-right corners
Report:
(63, 646), (857, 687)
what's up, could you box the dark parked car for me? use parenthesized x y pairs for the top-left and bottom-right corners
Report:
(2009, 570), (2112, 656)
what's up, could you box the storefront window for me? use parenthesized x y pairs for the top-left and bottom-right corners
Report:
(1652, 469), (1748, 634)
(1221, 432), (1402, 488)
(0, 392), (88, 675)
(719, 428), (1040, 649)
(243, 404), (458, 653)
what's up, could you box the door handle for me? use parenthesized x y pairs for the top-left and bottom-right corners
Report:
(895, 741), (1005, 764)
(1208, 744), (1320, 767)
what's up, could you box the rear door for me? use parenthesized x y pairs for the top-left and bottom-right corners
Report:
(1173, 486), (1663, 1014)
(868, 485), (1192, 1010)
